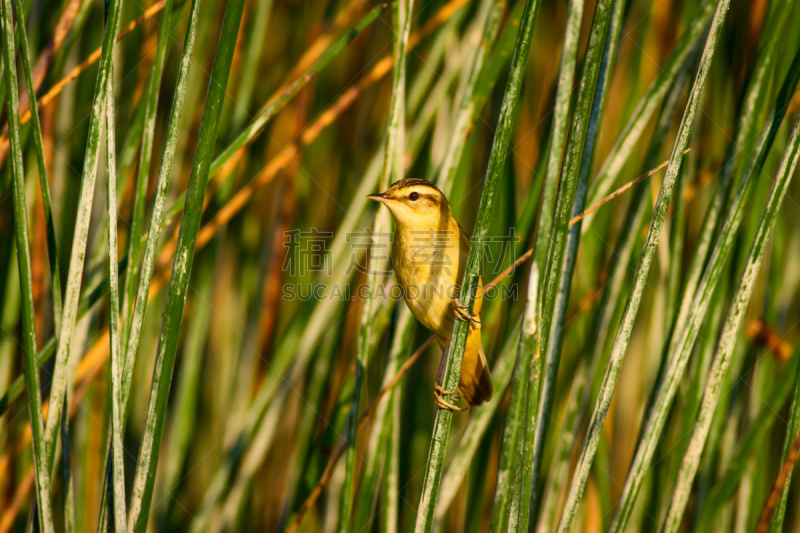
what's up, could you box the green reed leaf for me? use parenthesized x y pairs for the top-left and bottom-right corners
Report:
(10, 0), (62, 336)
(769, 339), (800, 532)
(556, 2), (732, 531)
(532, 2), (628, 529)
(489, 268), (539, 532)
(667, 0), (792, 358)
(609, 27), (800, 533)
(126, 0), (245, 528)
(433, 319), (521, 527)
(102, 72), (127, 533)
(530, 0), (616, 519)
(581, 0), (716, 233)
(661, 100), (800, 533)
(0, 0), (54, 527)
(339, 1), (412, 530)
(695, 347), (800, 531)
(414, 0), (541, 528)
(120, 0), (178, 352)
(41, 0), (125, 479)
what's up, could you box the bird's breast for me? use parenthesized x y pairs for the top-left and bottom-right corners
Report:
(392, 226), (463, 339)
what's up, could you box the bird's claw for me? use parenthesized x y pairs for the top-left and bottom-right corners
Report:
(434, 384), (467, 411)
(434, 384), (456, 395)
(452, 297), (480, 326)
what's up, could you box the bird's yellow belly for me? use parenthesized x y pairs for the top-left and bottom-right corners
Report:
(393, 247), (457, 340)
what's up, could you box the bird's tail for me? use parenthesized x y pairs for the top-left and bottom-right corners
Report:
(458, 338), (493, 406)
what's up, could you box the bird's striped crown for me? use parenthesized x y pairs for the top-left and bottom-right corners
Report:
(385, 178), (442, 196)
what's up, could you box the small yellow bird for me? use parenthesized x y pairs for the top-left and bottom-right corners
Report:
(368, 178), (492, 410)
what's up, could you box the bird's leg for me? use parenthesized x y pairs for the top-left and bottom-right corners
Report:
(451, 297), (480, 327)
(435, 388), (466, 411)
(433, 344), (467, 411)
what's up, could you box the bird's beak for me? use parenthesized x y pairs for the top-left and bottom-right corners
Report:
(367, 193), (391, 204)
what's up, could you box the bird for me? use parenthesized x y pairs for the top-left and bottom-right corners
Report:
(368, 178), (493, 410)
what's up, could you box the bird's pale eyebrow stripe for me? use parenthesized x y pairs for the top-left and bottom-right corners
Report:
(403, 185), (437, 194)
(398, 186), (436, 197)
(388, 178), (442, 196)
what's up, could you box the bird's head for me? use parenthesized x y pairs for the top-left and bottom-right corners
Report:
(367, 178), (450, 230)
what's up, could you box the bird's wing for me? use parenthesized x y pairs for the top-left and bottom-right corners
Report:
(457, 222), (470, 242)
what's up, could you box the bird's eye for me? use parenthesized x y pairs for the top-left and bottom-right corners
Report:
(409, 192), (419, 201)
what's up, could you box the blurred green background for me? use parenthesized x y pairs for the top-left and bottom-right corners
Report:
(2, 0), (800, 531)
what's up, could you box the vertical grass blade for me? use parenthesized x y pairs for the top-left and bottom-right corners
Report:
(581, 0), (717, 233)
(102, 73), (127, 533)
(530, 0), (582, 280)
(159, 256), (213, 507)
(120, 0), (202, 413)
(41, 0), (125, 476)
(556, 2), (731, 531)
(530, 0), (615, 518)
(435, 0), (505, 195)
(517, 282), (543, 532)
(60, 395), (76, 533)
(610, 46), (800, 533)
(0, 0), (31, 120)
(92, 0), (203, 526)
(768, 342), (800, 532)
(578, 56), (689, 420)
(661, 106), (800, 533)
(0, 0), (54, 528)
(216, 385), (288, 529)
(126, 0), (245, 528)
(695, 348), (800, 530)
(229, 0), (273, 130)
(657, 112), (707, 517)
(533, 1), (629, 528)
(513, 0), (585, 515)
(385, 374), (401, 533)
(408, 12), (462, 116)
(120, 0), (177, 350)
(10, 0), (62, 335)
(433, 320), (521, 527)
(352, 308), (415, 532)
(414, 0), (540, 528)
(282, 306), (343, 525)
(339, 1), (412, 530)
(757, 428), (800, 532)
(488, 269), (538, 533)
(9, 0), (78, 516)
(668, 1), (791, 354)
